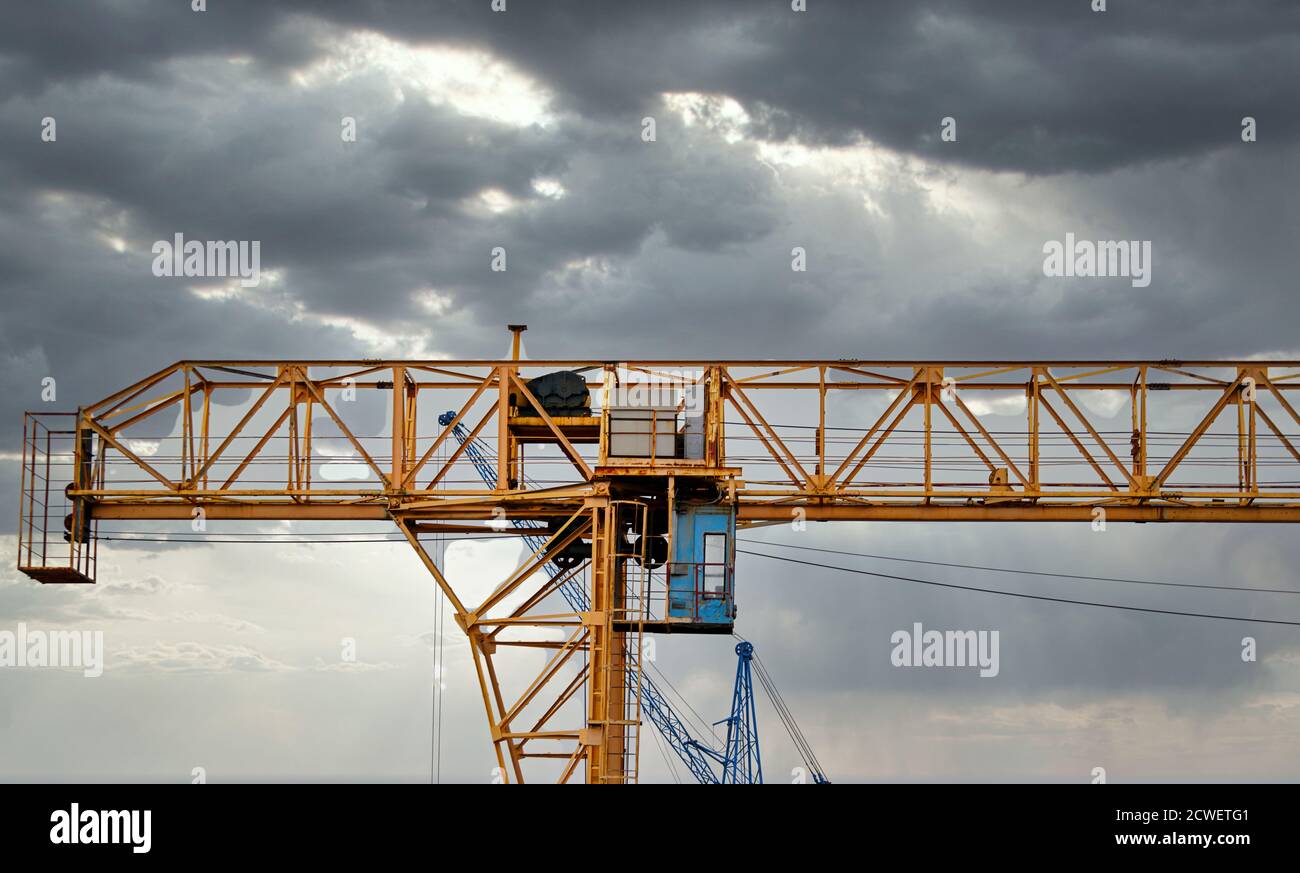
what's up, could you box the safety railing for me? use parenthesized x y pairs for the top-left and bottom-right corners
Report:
(17, 413), (95, 584)
(666, 561), (735, 625)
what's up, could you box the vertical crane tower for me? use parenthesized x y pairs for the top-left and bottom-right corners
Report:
(16, 327), (1300, 782)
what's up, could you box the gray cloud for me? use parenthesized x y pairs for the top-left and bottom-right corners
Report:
(113, 641), (292, 673)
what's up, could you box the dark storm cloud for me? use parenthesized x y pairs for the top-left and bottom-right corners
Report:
(0, 0), (325, 95)
(0, 23), (786, 456)
(5, 1), (1299, 173)
(1, 0), (1294, 394)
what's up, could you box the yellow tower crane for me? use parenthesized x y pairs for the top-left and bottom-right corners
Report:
(16, 328), (1300, 782)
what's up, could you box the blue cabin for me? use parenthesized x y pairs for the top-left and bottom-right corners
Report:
(665, 504), (736, 632)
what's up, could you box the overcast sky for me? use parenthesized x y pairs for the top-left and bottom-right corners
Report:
(2, 1), (1299, 783)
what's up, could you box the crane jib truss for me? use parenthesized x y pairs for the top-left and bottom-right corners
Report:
(16, 352), (1300, 783)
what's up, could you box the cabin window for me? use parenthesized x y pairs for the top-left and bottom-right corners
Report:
(702, 532), (727, 598)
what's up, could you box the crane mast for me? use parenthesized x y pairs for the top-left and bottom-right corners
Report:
(440, 410), (751, 782)
(16, 332), (1300, 783)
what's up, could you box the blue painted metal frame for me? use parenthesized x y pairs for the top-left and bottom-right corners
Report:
(667, 504), (736, 627)
(685, 640), (763, 783)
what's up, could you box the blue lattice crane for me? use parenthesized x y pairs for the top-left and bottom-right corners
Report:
(686, 640), (762, 783)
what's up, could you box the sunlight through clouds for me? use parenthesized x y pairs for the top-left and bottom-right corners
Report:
(292, 29), (556, 128)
